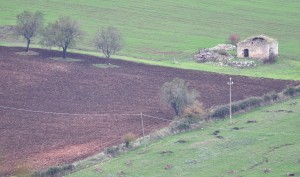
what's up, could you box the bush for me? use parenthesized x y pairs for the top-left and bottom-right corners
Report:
(123, 133), (136, 148)
(32, 164), (74, 177)
(169, 119), (191, 133)
(211, 97), (263, 119)
(182, 101), (205, 123)
(211, 105), (229, 119)
(283, 86), (300, 97)
(46, 167), (60, 176)
(216, 49), (229, 56)
(105, 146), (120, 157)
(231, 103), (240, 113)
(263, 91), (278, 102)
(227, 34), (240, 46)
(244, 97), (263, 107)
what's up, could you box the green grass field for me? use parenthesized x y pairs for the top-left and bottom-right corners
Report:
(0, 0), (300, 80)
(68, 97), (300, 177)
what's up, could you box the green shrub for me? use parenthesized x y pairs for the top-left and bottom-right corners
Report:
(46, 167), (60, 176)
(216, 49), (229, 56)
(105, 146), (120, 157)
(211, 97), (264, 119)
(169, 120), (191, 133)
(231, 103), (240, 113)
(263, 91), (278, 102)
(211, 105), (229, 119)
(32, 164), (74, 177)
(245, 97), (263, 107)
(283, 86), (300, 97)
(62, 164), (73, 172)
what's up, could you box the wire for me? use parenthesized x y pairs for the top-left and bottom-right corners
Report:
(0, 105), (139, 117)
(142, 114), (173, 122)
(0, 105), (299, 136)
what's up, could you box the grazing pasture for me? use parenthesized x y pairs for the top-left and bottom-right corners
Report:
(0, 0), (300, 79)
(69, 97), (300, 177)
(0, 46), (297, 175)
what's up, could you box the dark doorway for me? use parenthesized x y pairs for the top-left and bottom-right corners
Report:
(243, 49), (249, 57)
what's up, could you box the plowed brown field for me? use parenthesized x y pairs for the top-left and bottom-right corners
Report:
(0, 46), (297, 176)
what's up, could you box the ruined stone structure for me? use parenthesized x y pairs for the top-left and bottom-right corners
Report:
(237, 35), (278, 60)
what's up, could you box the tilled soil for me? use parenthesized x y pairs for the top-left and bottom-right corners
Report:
(0, 46), (298, 176)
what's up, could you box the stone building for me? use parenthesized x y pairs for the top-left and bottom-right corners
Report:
(237, 35), (278, 60)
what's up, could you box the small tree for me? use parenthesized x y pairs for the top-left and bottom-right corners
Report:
(94, 26), (124, 64)
(41, 16), (83, 58)
(15, 11), (44, 52)
(227, 34), (240, 46)
(161, 78), (198, 116)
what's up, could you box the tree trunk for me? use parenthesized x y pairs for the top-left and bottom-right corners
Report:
(106, 57), (111, 65)
(26, 39), (30, 52)
(62, 47), (67, 59)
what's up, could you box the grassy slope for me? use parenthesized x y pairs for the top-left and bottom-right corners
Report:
(0, 0), (300, 80)
(69, 97), (300, 177)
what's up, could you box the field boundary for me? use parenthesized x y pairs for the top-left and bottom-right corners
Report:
(1, 44), (300, 81)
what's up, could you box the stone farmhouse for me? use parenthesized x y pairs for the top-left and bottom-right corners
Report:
(237, 35), (278, 60)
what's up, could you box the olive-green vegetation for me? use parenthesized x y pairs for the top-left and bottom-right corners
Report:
(92, 63), (119, 69)
(68, 97), (300, 177)
(0, 0), (299, 80)
(50, 57), (82, 62)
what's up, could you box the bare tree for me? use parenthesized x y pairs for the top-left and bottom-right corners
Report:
(94, 26), (124, 64)
(161, 78), (198, 116)
(41, 16), (83, 58)
(15, 11), (44, 52)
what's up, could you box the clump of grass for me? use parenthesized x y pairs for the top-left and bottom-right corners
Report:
(93, 64), (120, 68)
(50, 57), (82, 62)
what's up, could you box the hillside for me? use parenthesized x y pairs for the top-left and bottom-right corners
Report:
(69, 97), (300, 177)
(0, 0), (300, 79)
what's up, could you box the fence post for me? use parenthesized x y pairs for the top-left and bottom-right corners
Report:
(141, 112), (145, 142)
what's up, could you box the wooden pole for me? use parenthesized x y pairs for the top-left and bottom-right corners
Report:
(141, 112), (145, 142)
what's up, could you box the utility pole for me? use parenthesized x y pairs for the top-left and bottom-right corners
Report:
(227, 78), (234, 123)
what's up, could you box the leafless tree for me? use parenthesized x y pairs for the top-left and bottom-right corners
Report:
(94, 26), (124, 64)
(40, 16), (83, 58)
(15, 11), (44, 52)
